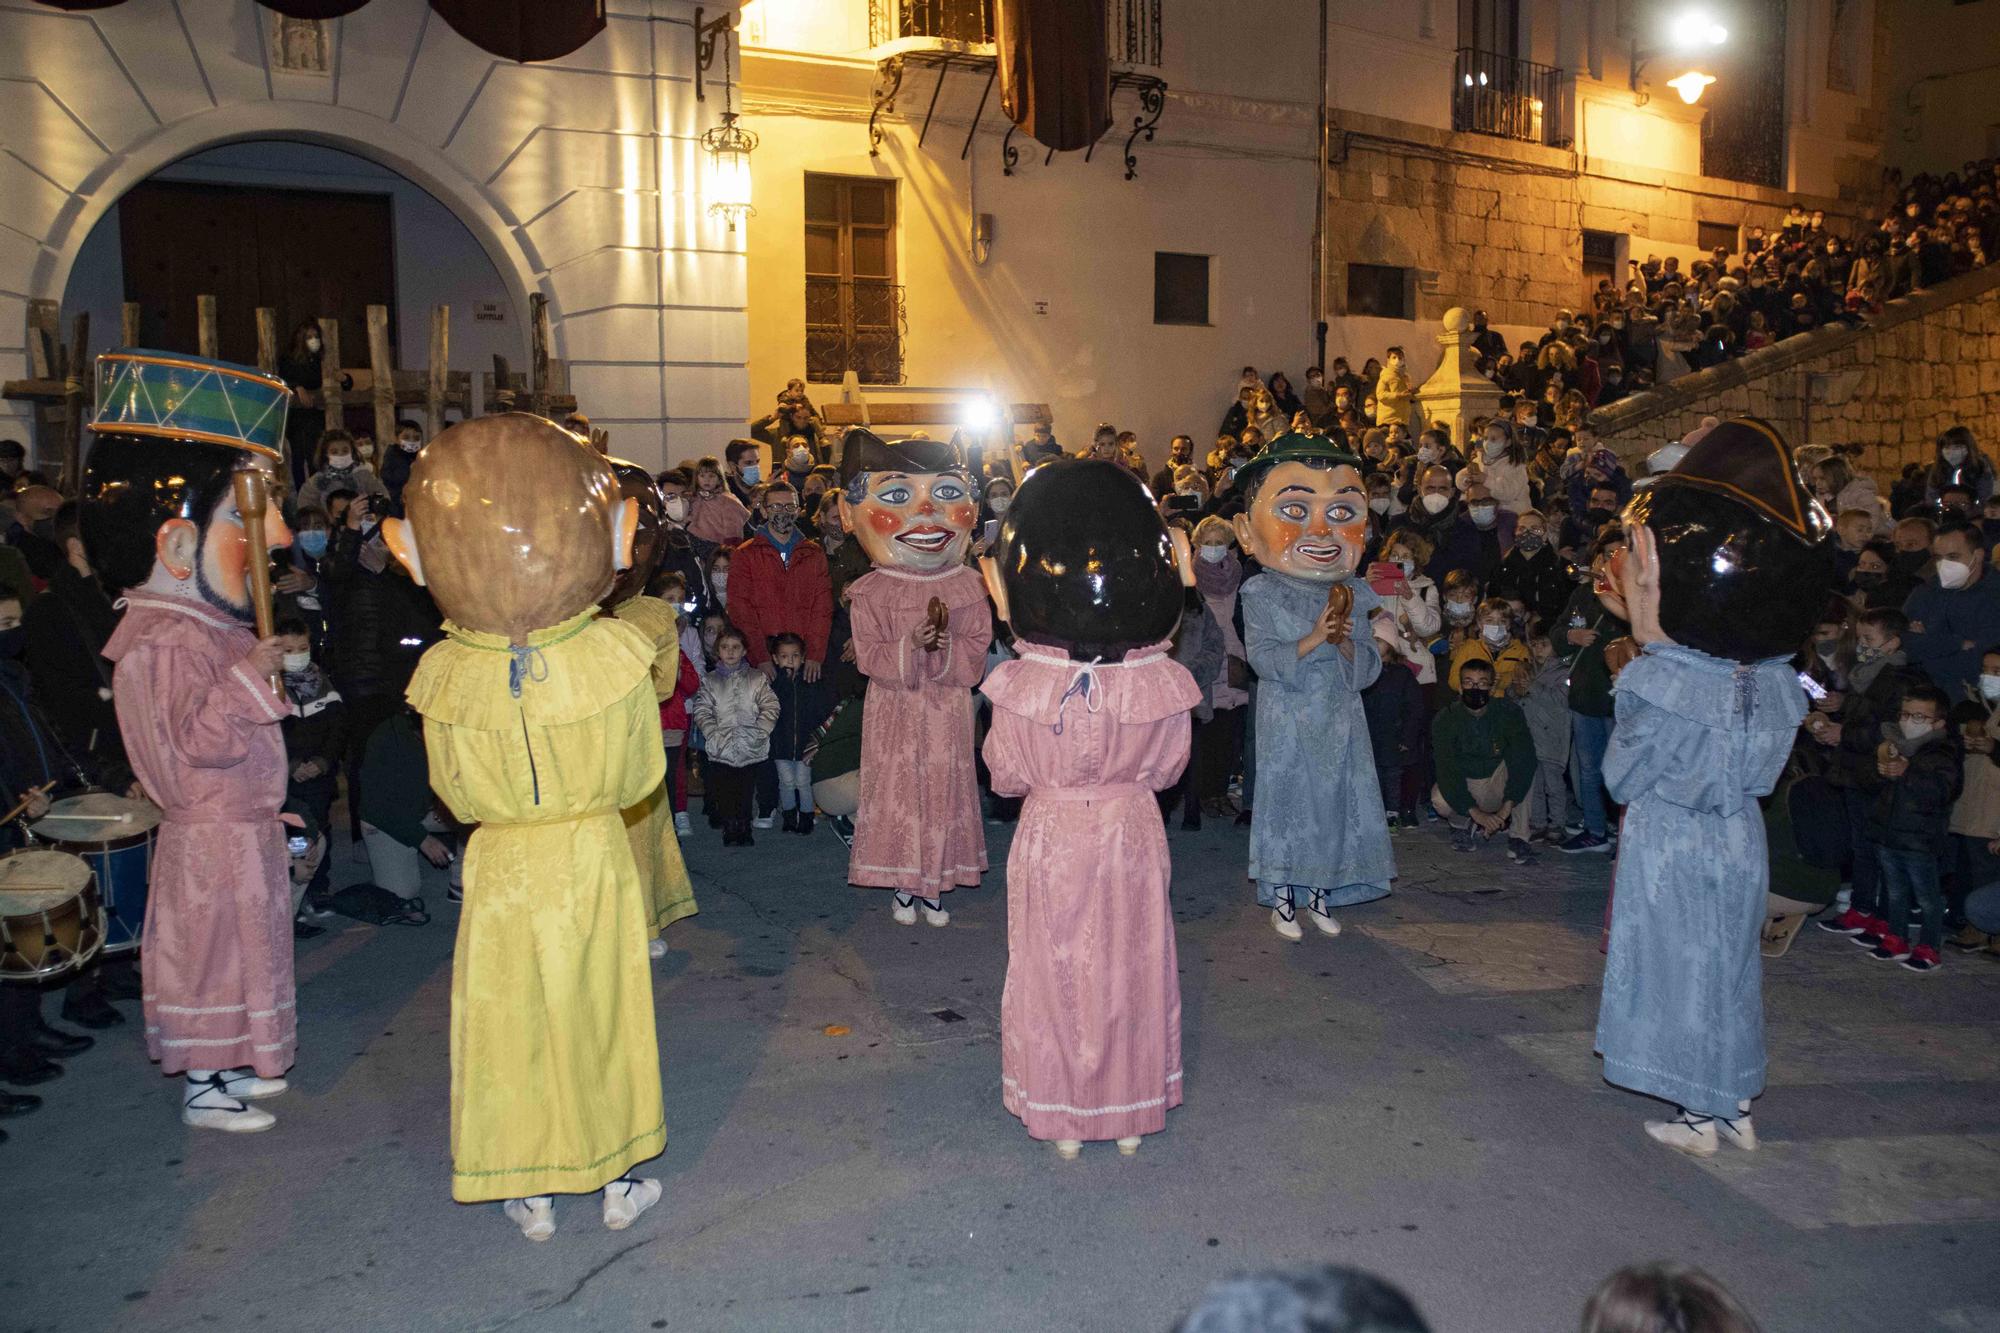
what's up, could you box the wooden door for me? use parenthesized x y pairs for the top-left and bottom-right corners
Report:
(118, 180), (396, 365)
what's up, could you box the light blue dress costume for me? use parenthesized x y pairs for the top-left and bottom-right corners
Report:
(1241, 570), (1394, 909)
(1594, 642), (1805, 1119)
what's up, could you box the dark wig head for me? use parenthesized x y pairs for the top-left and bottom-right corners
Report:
(80, 431), (243, 593)
(991, 458), (1182, 661)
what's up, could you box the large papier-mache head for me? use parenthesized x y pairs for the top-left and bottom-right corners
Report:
(384, 413), (636, 643)
(836, 427), (979, 572)
(1229, 432), (1368, 584)
(601, 457), (668, 612)
(1621, 416), (1837, 663)
(981, 457), (1192, 660)
(79, 350), (294, 616)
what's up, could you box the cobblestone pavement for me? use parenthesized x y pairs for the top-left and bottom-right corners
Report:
(7, 810), (1998, 1333)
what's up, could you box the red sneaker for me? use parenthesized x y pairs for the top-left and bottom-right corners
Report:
(1852, 915), (1892, 948)
(1900, 945), (1942, 974)
(1816, 908), (1871, 936)
(1868, 933), (1913, 962)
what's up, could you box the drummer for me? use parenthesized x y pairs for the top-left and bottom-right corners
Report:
(0, 589), (118, 1105)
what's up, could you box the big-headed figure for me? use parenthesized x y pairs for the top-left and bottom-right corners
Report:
(84, 352), (298, 1134)
(837, 429), (992, 926)
(980, 459), (1200, 1160)
(383, 414), (668, 1243)
(1233, 433), (1395, 940)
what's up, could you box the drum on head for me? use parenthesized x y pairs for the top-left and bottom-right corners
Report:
(30, 791), (160, 954)
(0, 849), (103, 983)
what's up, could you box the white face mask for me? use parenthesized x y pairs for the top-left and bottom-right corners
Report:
(1421, 492), (1450, 514)
(281, 651), (311, 674)
(1445, 599), (1474, 621)
(1981, 673), (2000, 702)
(990, 497), (1011, 516)
(1469, 504), (1498, 529)
(1369, 496), (1391, 514)
(1900, 717), (1936, 741)
(398, 436), (421, 453)
(1938, 558), (1973, 590)
(1198, 544), (1229, 564)
(1480, 623), (1509, 646)
(305, 337), (322, 354)
(1943, 446), (1969, 466)
(1483, 438), (1506, 457)
(788, 450), (811, 471)
(1417, 447), (1437, 464)
(663, 496), (688, 523)
(712, 572), (729, 595)
(326, 454), (352, 471)
(1394, 558), (1414, 578)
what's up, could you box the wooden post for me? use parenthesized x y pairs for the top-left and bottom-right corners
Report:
(255, 308), (279, 375)
(365, 304), (396, 448)
(60, 312), (88, 496)
(427, 305), (449, 436)
(26, 299), (58, 379)
(529, 293), (552, 420)
(197, 295), (219, 360)
(316, 316), (343, 435)
(120, 303), (141, 348)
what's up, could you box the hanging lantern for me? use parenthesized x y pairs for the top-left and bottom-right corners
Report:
(701, 111), (758, 231)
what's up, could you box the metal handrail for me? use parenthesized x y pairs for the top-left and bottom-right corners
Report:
(1451, 47), (1572, 148)
(867, 0), (1161, 66)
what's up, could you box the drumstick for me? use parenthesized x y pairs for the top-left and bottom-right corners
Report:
(0, 781), (57, 829)
(35, 813), (132, 824)
(231, 469), (284, 693)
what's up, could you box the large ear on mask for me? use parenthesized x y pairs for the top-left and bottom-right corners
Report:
(381, 518), (426, 586)
(155, 519), (198, 580)
(611, 498), (638, 572)
(1169, 526), (1196, 588)
(979, 555), (1011, 627)
(1231, 511), (1254, 555)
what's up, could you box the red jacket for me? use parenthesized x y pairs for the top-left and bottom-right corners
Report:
(659, 651), (700, 733)
(728, 530), (833, 666)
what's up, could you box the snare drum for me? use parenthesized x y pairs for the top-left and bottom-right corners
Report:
(31, 792), (161, 953)
(0, 849), (103, 982)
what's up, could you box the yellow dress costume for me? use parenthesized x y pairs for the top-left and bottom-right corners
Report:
(608, 593), (698, 935)
(407, 609), (669, 1202)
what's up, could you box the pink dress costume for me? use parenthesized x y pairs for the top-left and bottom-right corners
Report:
(104, 593), (295, 1077)
(846, 564), (992, 895)
(982, 643), (1198, 1142)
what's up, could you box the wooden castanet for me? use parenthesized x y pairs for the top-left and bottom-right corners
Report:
(1322, 582), (1352, 644)
(924, 596), (950, 652)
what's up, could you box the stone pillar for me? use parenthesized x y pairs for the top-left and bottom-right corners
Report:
(1414, 308), (1504, 451)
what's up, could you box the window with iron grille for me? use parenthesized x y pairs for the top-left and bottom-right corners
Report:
(805, 174), (905, 386)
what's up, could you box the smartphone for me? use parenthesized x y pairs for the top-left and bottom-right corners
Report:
(983, 519), (1000, 546)
(1796, 671), (1826, 701)
(1365, 561), (1405, 595)
(286, 834), (310, 856)
(1165, 495), (1201, 516)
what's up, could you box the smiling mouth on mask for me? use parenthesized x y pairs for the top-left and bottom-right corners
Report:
(1294, 541), (1343, 565)
(896, 527), (954, 552)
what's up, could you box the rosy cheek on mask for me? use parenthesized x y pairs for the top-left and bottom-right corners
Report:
(945, 502), (978, 531)
(1335, 517), (1367, 552)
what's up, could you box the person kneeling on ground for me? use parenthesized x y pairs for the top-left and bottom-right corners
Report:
(1431, 659), (1537, 863)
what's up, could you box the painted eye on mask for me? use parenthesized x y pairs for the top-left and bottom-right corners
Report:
(875, 486), (912, 505)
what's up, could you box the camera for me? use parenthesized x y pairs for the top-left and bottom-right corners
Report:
(286, 834), (311, 856)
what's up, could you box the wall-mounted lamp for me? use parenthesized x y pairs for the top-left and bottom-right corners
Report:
(1666, 70), (1716, 104)
(1631, 4), (1730, 105)
(694, 6), (757, 230)
(693, 6), (735, 102)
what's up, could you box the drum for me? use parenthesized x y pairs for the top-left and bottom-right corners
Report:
(91, 349), (292, 461)
(31, 792), (161, 954)
(0, 849), (102, 983)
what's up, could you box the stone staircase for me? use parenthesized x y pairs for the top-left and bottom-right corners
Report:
(1590, 263), (2000, 479)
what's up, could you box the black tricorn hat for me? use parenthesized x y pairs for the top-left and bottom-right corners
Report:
(837, 426), (965, 483)
(1650, 416), (1830, 543)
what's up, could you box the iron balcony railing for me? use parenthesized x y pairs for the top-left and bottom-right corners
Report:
(1452, 47), (1573, 148)
(868, 0), (1161, 66)
(806, 277), (907, 387)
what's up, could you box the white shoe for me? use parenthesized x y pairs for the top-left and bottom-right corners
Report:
(1054, 1139), (1082, 1160)
(673, 811), (692, 837)
(1117, 1135), (1142, 1156)
(648, 937), (668, 960)
(921, 897), (950, 928)
(891, 893), (918, 926)
(181, 1074), (276, 1133)
(1718, 1099), (1757, 1151)
(601, 1177), (662, 1231)
(1305, 891), (1341, 937)
(217, 1068), (289, 1100)
(503, 1196), (556, 1242)
(1270, 889), (1303, 942)
(751, 815), (775, 831)
(1644, 1111), (1719, 1158)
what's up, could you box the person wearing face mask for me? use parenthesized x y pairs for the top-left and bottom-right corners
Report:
(381, 418), (425, 506)
(274, 617), (345, 927)
(1849, 539), (1910, 611)
(1553, 528), (1629, 853)
(1189, 517), (1251, 821)
(296, 431), (388, 517)
(1300, 367), (1336, 430)
(1429, 659), (1537, 862)
(782, 438), (815, 497)
(724, 439), (765, 506)
(1391, 467), (1493, 586)
(1447, 597), (1532, 699)
(1467, 420), (1532, 527)
(21, 508), (130, 786)
(1368, 533), (1442, 690)
(1491, 510), (1573, 628)
(1944, 647), (2000, 955)
(277, 320), (326, 490)
(1926, 425), (1994, 506)
(1150, 435), (1196, 497)
(1559, 482), (1624, 564)
(1902, 521), (2000, 698)
(1812, 608), (1927, 944)
(650, 467), (715, 617)
(1861, 684), (1962, 973)
(726, 480), (831, 696)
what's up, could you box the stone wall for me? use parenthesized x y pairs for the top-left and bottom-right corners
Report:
(1589, 264), (2000, 482)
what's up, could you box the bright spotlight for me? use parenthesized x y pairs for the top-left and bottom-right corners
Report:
(1667, 7), (1729, 49)
(962, 397), (998, 431)
(1667, 70), (1716, 103)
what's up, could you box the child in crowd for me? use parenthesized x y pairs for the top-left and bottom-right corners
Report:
(1362, 632), (1426, 829)
(1865, 683), (1961, 971)
(1521, 619), (1573, 841)
(767, 632), (834, 835)
(689, 627), (779, 847)
(1447, 597), (1532, 696)
(276, 614), (345, 924)
(658, 573), (705, 680)
(659, 633), (701, 839)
